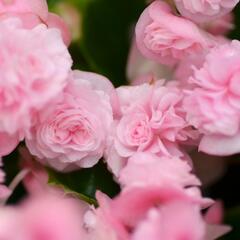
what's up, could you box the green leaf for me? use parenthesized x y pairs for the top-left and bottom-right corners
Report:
(48, 161), (120, 205)
(80, 0), (146, 86)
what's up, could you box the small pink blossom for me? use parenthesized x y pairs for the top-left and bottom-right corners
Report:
(119, 152), (201, 190)
(86, 186), (207, 240)
(174, 0), (239, 23)
(106, 82), (197, 176)
(184, 40), (240, 156)
(26, 70), (114, 171)
(0, 18), (72, 152)
(135, 0), (212, 65)
(0, 192), (89, 240)
(0, 0), (48, 21)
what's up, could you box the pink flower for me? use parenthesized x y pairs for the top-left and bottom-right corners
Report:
(0, 0), (71, 45)
(106, 82), (197, 176)
(135, 1), (212, 65)
(86, 186), (207, 240)
(0, 18), (72, 150)
(174, 0), (239, 23)
(20, 193), (88, 240)
(26, 70), (114, 171)
(0, 192), (89, 240)
(119, 152), (201, 190)
(0, 0), (48, 21)
(184, 40), (240, 156)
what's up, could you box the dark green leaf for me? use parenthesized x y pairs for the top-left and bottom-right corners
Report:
(48, 161), (120, 205)
(80, 0), (146, 86)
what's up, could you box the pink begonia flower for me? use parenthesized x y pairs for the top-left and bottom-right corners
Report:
(0, 131), (20, 156)
(119, 152), (201, 190)
(86, 186), (214, 240)
(26, 70), (114, 171)
(0, 0), (48, 21)
(0, 207), (23, 239)
(0, 192), (89, 240)
(21, 193), (88, 240)
(184, 40), (240, 156)
(0, 11), (71, 46)
(0, 18), (72, 155)
(135, 0), (212, 65)
(106, 82), (198, 176)
(174, 0), (239, 23)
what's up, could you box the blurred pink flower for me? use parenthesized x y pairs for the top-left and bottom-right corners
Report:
(174, 0), (239, 23)
(184, 40), (240, 156)
(0, 0), (71, 45)
(86, 186), (208, 240)
(106, 82), (197, 176)
(119, 152), (201, 190)
(0, 18), (72, 155)
(135, 1), (212, 65)
(26, 70), (114, 171)
(0, 192), (89, 240)
(0, 0), (48, 21)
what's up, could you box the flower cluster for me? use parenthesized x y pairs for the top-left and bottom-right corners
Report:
(0, 0), (239, 239)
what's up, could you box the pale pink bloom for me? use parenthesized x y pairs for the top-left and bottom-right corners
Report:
(0, 131), (20, 156)
(106, 82), (197, 176)
(45, 13), (71, 46)
(0, 12), (71, 46)
(20, 193), (88, 240)
(184, 40), (240, 156)
(174, 53), (206, 87)
(26, 70), (114, 171)
(0, 18), (72, 140)
(135, 1), (212, 65)
(0, 192), (88, 240)
(0, 207), (23, 239)
(0, 0), (48, 21)
(119, 152), (201, 190)
(86, 186), (208, 240)
(174, 0), (239, 23)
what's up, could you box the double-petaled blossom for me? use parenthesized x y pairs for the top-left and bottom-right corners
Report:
(106, 82), (198, 176)
(119, 152), (201, 190)
(0, 18), (72, 156)
(0, 0), (71, 45)
(0, 192), (88, 240)
(85, 186), (227, 240)
(184, 40), (240, 156)
(135, 1), (213, 65)
(174, 0), (239, 23)
(26, 70), (115, 171)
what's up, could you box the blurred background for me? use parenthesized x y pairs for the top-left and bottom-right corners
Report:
(3, 0), (240, 239)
